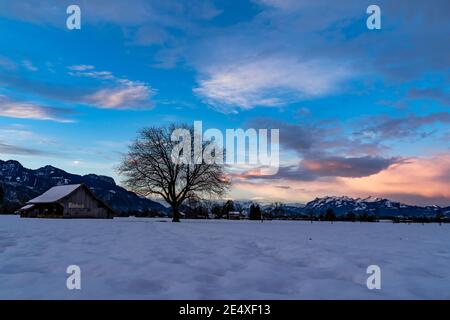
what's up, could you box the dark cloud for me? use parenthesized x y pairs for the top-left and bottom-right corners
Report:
(239, 164), (317, 181)
(301, 156), (401, 178)
(275, 185), (291, 189)
(248, 118), (316, 152)
(0, 71), (87, 103)
(380, 193), (450, 208)
(242, 117), (423, 181)
(356, 112), (450, 140)
(239, 156), (401, 181)
(0, 0), (221, 31)
(0, 143), (54, 156)
(408, 88), (450, 106)
(248, 117), (387, 157)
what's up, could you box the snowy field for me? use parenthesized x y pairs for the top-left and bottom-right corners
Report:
(0, 215), (449, 299)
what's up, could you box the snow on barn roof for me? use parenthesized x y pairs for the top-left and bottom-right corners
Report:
(18, 204), (35, 211)
(28, 184), (82, 204)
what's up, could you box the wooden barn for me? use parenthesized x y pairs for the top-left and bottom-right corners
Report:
(18, 184), (114, 219)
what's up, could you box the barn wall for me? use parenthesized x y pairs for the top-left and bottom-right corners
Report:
(20, 204), (63, 218)
(20, 207), (39, 218)
(60, 187), (111, 218)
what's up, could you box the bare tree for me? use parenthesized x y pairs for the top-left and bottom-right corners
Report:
(118, 124), (230, 222)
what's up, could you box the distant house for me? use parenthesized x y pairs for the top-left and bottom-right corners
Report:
(228, 211), (242, 220)
(18, 184), (114, 219)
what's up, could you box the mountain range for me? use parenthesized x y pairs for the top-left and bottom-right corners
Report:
(234, 197), (449, 218)
(299, 196), (449, 217)
(205, 197), (450, 218)
(0, 160), (449, 217)
(0, 160), (168, 214)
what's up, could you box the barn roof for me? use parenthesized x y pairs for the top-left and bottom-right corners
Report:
(18, 204), (35, 211)
(28, 184), (82, 204)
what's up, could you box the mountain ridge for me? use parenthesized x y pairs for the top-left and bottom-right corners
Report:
(232, 196), (450, 217)
(0, 159), (168, 214)
(1, 160), (448, 217)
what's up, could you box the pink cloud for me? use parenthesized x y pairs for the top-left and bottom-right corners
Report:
(230, 154), (450, 206)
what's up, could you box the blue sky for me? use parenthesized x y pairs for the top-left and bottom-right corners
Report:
(0, 0), (449, 205)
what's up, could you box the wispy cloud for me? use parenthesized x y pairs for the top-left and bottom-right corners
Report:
(22, 59), (38, 72)
(68, 66), (114, 80)
(408, 87), (450, 106)
(0, 95), (74, 122)
(234, 156), (401, 181)
(66, 65), (156, 109)
(355, 112), (450, 141)
(0, 142), (54, 156)
(84, 79), (155, 110)
(0, 125), (58, 146)
(0, 55), (17, 71)
(194, 56), (351, 112)
(0, 61), (156, 111)
(67, 65), (95, 71)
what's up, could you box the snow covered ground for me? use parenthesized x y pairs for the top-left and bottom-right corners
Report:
(0, 215), (449, 299)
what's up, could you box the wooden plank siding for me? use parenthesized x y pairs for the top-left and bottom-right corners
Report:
(60, 186), (112, 218)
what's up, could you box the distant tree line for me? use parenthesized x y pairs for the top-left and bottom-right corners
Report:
(0, 184), (22, 215)
(119, 202), (450, 223)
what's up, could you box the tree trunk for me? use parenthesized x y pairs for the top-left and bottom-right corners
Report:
(172, 206), (181, 222)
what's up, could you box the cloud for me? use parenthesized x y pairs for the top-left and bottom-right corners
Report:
(408, 88), (450, 106)
(0, 68), (88, 103)
(67, 65), (95, 71)
(231, 154), (450, 206)
(0, 95), (74, 122)
(194, 56), (351, 112)
(0, 60), (157, 111)
(69, 70), (115, 80)
(248, 118), (386, 157)
(22, 60), (38, 72)
(65, 65), (156, 109)
(84, 79), (155, 110)
(341, 154), (450, 206)
(0, 126), (58, 146)
(236, 156), (400, 182)
(68, 66), (114, 80)
(254, 0), (301, 10)
(0, 0), (220, 28)
(131, 26), (170, 46)
(187, 0), (449, 113)
(0, 55), (17, 71)
(0, 142), (53, 156)
(233, 116), (448, 206)
(301, 156), (401, 178)
(2, 1), (447, 114)
(355, 112), (450, 141)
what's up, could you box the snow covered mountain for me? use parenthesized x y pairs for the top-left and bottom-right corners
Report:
(0, 160), (168, 214)
(199, 197), (448, 218)
(303, 196), (447, 217)
(229, 197), (448, 218)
